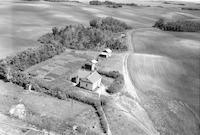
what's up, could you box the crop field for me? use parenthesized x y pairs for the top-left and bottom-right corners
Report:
(128, 28), (200, 135)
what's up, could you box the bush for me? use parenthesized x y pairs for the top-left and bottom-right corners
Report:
(89, 0), (102, 5)
(98, 70), (124, 94)
(9, 70), (30, 88)
(181, 7), (200, 11)
(98, 70), (120, 78)
(107, 74), (124, 94)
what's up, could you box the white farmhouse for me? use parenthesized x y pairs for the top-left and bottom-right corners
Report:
(72, 70), (102, 91)
(79, 71), (102, 91)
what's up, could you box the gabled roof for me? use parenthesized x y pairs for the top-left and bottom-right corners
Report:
(91, 59), (98, 64)
(85, 59), (98, 65)
(99, 52), (109, 56)
(80, 71), (101, 84)
(103, 48), (112, 53)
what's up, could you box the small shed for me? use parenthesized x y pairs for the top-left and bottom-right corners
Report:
(84, 59), (98, 71)
(121, 33), (126, 38)
(99, 52), (109, 58)
(103, 48), (112, 56)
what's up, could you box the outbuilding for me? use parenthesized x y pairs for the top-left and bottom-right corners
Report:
(102, 48), (112, 57)
(99, 52), (109, 58)
(84, 59), (98, 71)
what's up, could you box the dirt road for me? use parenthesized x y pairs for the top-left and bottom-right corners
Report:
(114, 29), (160, 135)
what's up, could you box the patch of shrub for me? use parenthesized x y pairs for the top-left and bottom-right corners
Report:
(89, 0), (102, 5)
(98, 70), (124, 94)
(107, 74), (124, 94)
(163, 2), (171, 4)
(9, 70), (30, 88)
(98, 70), (120, 78)
(125, 3), (138, 6)
(153, 18), (200, 32)
(90, 17), (132, 32)
(181, 7), (200, 11)
(107, 4), (122, 8)
(39, 21), (128, 51)
(44, 0), (71, 2)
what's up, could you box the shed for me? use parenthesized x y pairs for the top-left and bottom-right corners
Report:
(84, 59), (98, 71)
(121, 33), (126, 38)
(99, 52), (109, 58)
(102, 48), (112, 57)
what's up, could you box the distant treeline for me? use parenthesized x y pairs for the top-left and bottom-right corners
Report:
(181, 7), (200, 11)
(42, 0), (80, 2)
(153, 18), (200, 32)
(89, 0), (138, 8)
(163, 1), (185, 5)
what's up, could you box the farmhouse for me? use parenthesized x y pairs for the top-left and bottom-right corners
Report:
(72, 70), (102, 91)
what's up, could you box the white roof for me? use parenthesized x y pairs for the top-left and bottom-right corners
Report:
(91, 59), (98, 64)
(100, 52), (109, 55)
(103, 48), (112, 53)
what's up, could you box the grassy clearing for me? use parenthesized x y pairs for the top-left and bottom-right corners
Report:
(97, 53), (124, 73)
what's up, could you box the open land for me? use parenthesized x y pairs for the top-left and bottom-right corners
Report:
(0, 0), (200, 135)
